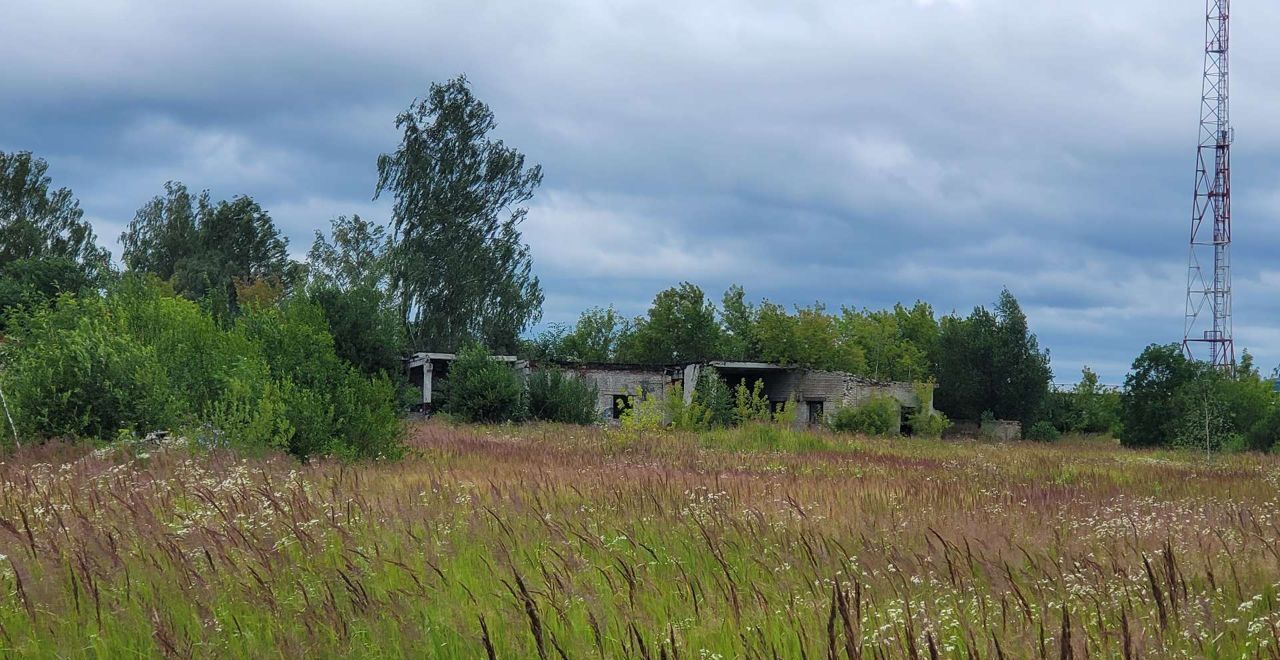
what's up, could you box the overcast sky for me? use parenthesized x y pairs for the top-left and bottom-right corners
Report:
(3, 1), (1279, 383)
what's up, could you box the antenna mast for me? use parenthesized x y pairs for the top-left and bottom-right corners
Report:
(1184, 0), (1235, 371)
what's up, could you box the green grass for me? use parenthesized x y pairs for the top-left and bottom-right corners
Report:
(0, 422), (1277, 657)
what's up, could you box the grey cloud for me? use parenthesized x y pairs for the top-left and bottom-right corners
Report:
(2, 0), (1279, 382)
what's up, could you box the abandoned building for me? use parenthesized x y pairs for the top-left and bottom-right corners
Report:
(404, 352), (527, 409)
(407, 352), (933, 434)
(561, 361), (932, 432)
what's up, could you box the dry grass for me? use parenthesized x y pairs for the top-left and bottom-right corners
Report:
(0, 421), (1278, 657)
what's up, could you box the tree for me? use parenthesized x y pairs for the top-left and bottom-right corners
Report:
(560, 306), (631, 362)
(1119, 344), (1203, 448)
(617, 283), (721, 364)
(755, 302), (865, 373)
(309, 287), (405, 378)
(121, 182), (295, 320)
(719, 285), (759, 360)
(991, 289), (1052, 425)
(376, 75), (544, 353)
(307, 214), (391, 291)
(305, 215), (404, 376)
(1071, 366), (1120, 433)
(442, 344), (527, 423)
(934, 289), (1051, 426)
(0, 257), (95, 329)
(934, 308), (996, 421)
(0, 151), (109, 276)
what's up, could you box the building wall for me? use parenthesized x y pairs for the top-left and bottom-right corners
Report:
(731, 370), (932, 427)
(563, 366), (675, 420)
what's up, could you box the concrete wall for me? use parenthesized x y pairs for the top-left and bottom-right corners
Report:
(981, 420), (1022, 441)
(562, 365), (676, 421)
(720, 369), (932, 428)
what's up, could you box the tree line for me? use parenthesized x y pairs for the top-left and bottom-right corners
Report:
(527, 283), (1055, 427)
(0, 76), (545, 456)
(5, 73), (1271, 452)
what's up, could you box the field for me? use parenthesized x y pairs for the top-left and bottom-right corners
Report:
(0, 422), (1278, 658)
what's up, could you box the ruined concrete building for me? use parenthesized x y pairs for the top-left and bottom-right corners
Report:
(405, 353), (933, 434)
(560, 361), (932, 432)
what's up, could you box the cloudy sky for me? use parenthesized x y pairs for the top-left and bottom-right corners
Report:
(3, 0), (1279, 383)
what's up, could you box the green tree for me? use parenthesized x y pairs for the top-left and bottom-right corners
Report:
(120, 182), (295, 320)
(991, 289), (1052, 425)
(0, 257), (95, 329)
(752, 302), (865, 373)
(307, 214), (392, 291)
(1119, 344), (1203, 448)
(1073, 366), (1121, 433)
(305, 215), (405, 377)
(0, 151), (110, 276)
(561, 306), (632, 362)
(376, 75), (544, 353)
(618, 283), (722, 364)
(309, 287), (405, 378)
(719, 285), (759, 360)
(934, 289), (1050, 426)
(442, 344), (527, 423)
(934, 309), (996, 421)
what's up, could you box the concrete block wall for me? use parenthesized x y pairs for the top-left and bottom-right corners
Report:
(563, 366), (675, 420)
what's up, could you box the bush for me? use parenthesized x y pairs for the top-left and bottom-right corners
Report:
(309, 285), (405, 378)
(732, 378), (771, 425)
(443, 345), (526, 423)
(829, 397), (900, 437)
(909, 408), (951, 439)
(695, 368), (734, 428)
(0, 278), (404, 460)
(331, 372), (405, 459)
(665, 384), (710, 431)
(528, 369), (599, 425)
(1025, 420), (1061, 442)
(618, 388), (668, 433)
(1, 295), (176, 439)
(1247, 406), (1280, 453)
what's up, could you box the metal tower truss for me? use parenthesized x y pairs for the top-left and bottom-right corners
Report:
(1184, 0), (1235, 370)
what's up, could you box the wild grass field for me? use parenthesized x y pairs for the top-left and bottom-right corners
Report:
(0, 422), (1277, 658)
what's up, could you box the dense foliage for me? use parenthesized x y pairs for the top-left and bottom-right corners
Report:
(539, 283), (1051, 427)
(527, 369), (599, 425)
(441, 345), (527, 423)
(119, 181), (297, 321)
(828, 397), (901, 437)
(1119, 344), (1276, 451)
(934, 290), (1052, 426)
(0, 279), (404, 459)
(0, 151), (110, 277)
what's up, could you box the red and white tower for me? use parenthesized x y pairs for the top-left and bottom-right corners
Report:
(1184, 0), (1235, 370)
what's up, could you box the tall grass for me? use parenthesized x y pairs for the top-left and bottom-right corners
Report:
(0, 423), (1277, 657)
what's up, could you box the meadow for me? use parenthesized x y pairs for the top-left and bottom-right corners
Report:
(0, 422), (1278, 658)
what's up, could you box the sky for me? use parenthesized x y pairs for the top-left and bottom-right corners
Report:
(3, 0), (1279, 385)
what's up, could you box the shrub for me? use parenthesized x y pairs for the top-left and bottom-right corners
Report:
(310, 285), (406, 378)
(696, 368), (734, 428)
(2, 295), (176, 439)
(1, 278), (404, 460)
(909, 408), (951, 439)
(618, 388), (668, 433)
(443, 345), (526, 423)
(1247, 406), (1280, 453)
(732, 378), (771, 425)
(772, 396), (798, 427)
(528, 370), (599, 425)
(1025, 420), (1061, 442)
(331, 372), (405, 459)
(829, 397), (900, 437)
